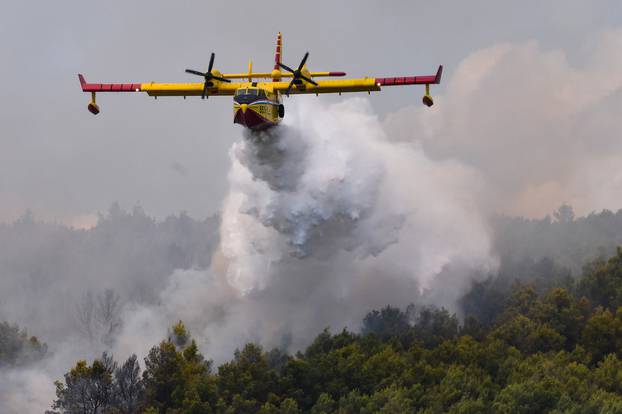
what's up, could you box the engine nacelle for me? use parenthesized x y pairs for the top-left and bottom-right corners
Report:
(422, 94), (434, 107)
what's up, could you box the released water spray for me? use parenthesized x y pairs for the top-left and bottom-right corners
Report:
(114, 98), (496, 364)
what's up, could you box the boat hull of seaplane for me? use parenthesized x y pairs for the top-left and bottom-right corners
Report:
(233, 100), (280, 130)
(233, 88), (282, 130)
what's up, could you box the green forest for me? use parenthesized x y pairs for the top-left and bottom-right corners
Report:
(2, 206), (622, 413)
(44, 247), (622, 413)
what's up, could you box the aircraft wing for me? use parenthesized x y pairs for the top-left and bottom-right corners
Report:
(272, 65), (443, 95)
(78, 74), (241, 97)
(271, 78), (380, 94)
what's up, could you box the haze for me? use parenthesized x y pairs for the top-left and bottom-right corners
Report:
(3, 2), (622, 412)
(1, 0), (621, 224)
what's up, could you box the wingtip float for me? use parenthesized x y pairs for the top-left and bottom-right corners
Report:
(78, 33), (442, 130)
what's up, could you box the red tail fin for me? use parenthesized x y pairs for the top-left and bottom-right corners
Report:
(274, 32), (282, 71)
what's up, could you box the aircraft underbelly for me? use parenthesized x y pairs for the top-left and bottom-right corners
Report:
(233, 101), (280, 130)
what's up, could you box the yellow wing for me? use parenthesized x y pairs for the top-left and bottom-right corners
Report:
(269, 66), (443, 96)
(140, 80), (241, 97)
(78, 77), (375, 98)
(78, 74), (244, 98)
(270, 78), (380, 95)
(79, 65), (441, 98)
(77, 65), (442, 115)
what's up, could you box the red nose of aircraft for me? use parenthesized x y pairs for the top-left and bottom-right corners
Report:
(234, 104), (273, 130)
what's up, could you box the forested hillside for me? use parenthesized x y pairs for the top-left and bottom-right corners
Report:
(3, 206), (622, 412)
(47, 248), (622, 413)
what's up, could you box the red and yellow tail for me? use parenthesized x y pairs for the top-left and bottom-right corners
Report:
(274, 32), (282, 72)
(272, 32), (282, 82)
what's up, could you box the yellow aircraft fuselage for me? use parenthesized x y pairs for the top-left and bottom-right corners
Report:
(232, 86), (282, 130)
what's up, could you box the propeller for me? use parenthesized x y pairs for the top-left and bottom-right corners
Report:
(185, 53), (231, 99)
(278, 52), (318, 96)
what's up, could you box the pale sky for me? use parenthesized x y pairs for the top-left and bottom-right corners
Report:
(1, 0), (621, 224)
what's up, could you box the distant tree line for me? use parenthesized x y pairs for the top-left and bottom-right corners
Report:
(0, 204), (220, 348)
(48, 248), (622, 413)
(493, 205), (622, 274)
(1, 204), (621, 349)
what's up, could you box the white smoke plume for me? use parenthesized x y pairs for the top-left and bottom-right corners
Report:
(114, 98), (496, 364)
(386, 30), (622, 218)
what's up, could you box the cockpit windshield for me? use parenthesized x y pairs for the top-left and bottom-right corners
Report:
(236, 88), (260, 96)
(234, 88), (269, 103)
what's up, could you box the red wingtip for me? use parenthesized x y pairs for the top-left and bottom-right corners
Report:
(434, 65), (443, 84)
(78, 74), (87, 89)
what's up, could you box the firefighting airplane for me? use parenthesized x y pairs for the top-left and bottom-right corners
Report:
(78, 33), (442, 130)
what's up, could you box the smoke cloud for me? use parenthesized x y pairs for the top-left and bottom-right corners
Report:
(114, 98), (496, 365)
(385, 30), (622, 217)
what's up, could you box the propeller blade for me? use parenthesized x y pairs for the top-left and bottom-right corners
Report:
(278, 62), (295, 74)
(208, 53), (215, 73)
(300, 75), (318, 86)
(186, 69), (205, 77)
(298, 52), (309, 71)
(280, 53), (314, 95)
(201, 82), (209, 99)
(211, 75), (231, 83)
(285, 79), (295, 97)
